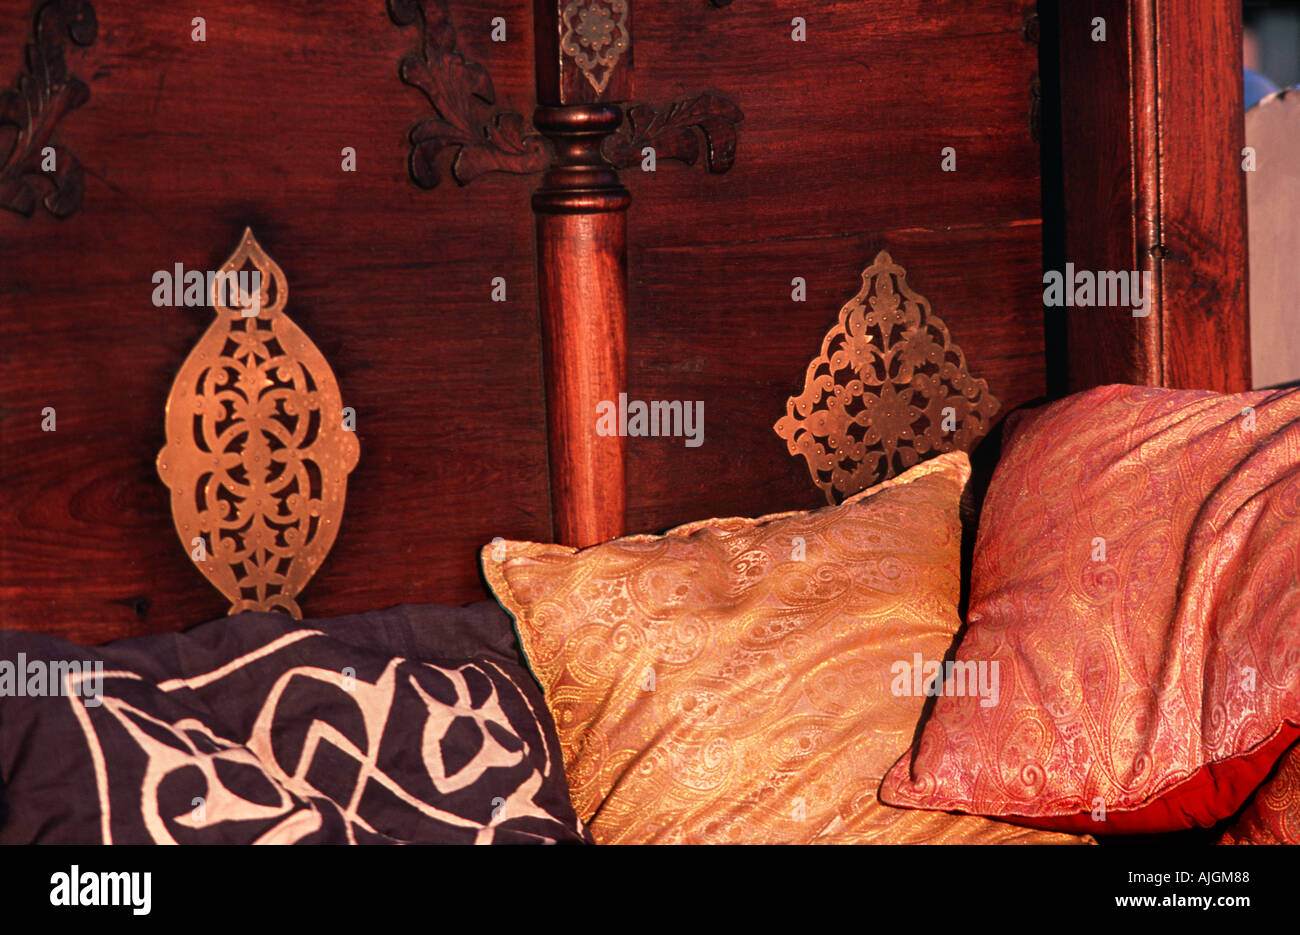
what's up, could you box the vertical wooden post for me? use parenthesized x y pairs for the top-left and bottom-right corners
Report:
(1055, 0), (1251, 393)
(532, 1), (633, 547)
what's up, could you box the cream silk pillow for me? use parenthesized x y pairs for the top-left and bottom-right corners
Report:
(482, 452), (1090, 845)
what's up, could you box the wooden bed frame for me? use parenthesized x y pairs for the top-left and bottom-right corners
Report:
(0, 0), (1253, 643)
(158, 232), (1001, 618)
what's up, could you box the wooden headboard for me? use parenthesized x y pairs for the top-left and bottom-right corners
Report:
(0, 0), (1252, 643)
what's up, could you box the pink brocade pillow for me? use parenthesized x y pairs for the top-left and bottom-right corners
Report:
(880, 384), (1300, 834)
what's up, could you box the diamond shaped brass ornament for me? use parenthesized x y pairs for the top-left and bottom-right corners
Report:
(157, 229), (359, 617)
(775, 251), (999, 504)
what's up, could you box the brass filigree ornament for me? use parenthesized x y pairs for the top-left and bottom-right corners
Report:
(560, 0), (629, 94)
(157, 229), (360, 618)
(775, 251), (999, 504)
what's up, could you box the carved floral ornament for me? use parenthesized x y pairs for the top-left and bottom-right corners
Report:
(390, 0), (743, 186)
(389, 0), (547, 189)
(157, 230), (359, 618)
(603, 94), (743, 173)
(1, 0), (98, 218)
(775, 252), (1000, 503)
(561, 0), (630, 95)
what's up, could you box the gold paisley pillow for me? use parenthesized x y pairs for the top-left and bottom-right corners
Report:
(482, 452), (1090, 845)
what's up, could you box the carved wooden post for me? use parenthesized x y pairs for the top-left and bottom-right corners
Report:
(532, 1), (632, 547)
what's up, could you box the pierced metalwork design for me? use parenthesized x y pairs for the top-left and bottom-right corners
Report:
(157, 229), (360, 618)
(561, 0), (629, 95)
(775, 251), (1000, 504)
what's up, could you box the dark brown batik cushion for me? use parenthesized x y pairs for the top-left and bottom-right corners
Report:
(0, 602), (589, 844)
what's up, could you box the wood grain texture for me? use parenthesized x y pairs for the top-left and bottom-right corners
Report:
(532, 102), (630, 546)
(621, 0), (1047, 530)
(624, 224), (1048, 532)
(2, 0), (1069, 643)
(1055, 0), (1153, 390)
(0, 0), (550, 643)
(530, 0), (633, 546)
(536, 210), (628, 546)
(627, 1), (1043, 243)
(1154, 0), (1250, 391)
(1056, 0), (1251, 393)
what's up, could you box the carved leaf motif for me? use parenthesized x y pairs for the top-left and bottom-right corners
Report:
(458, 111), (548, 184)
(0, 0), (97, 218)
(157, 230), (360, 618)
(389, 0), (547, 189)
(604, 95), (744, 173)
(774, 252), (1000, 504)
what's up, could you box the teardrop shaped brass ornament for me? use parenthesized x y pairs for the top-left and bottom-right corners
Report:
(157, 229), (360, 618)
(775, 251), (999, 504)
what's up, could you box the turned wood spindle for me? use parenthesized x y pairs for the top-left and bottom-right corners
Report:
(532, 1), (634, 547)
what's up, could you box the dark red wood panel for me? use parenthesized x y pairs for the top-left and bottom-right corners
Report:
(0, 0), (550, 643)
(621, 0), (1046, 530)
(1055, 0), (1156, 390)
(1156, 0), (1250, 392)
(1056, 0), (1251, 393)
(2, 0), (1070, 644)
(628, 0), (1043, 243)
(625, 224), (1048, 533)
